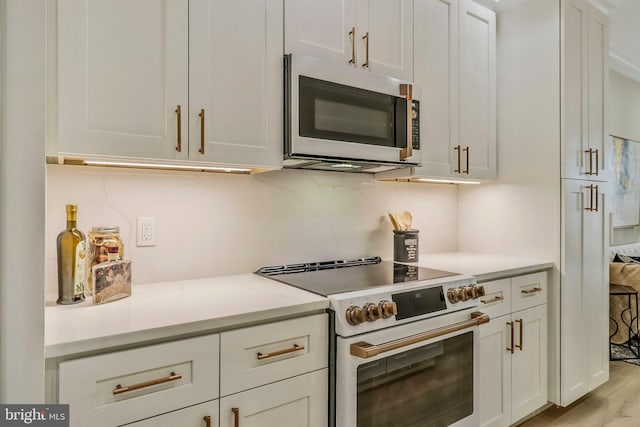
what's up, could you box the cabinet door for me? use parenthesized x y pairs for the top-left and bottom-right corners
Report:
(479, 316), (511, 427)
(459, 0), (496, 180)
(587, 4), (608, 180)
(583, 183), (609, 390)
(57, 0), (188, 160)
(284, 0), (356, 66)
(189, 0), (283, 169)
(511, 304), (548, 424)
(126, 400), (218, 427)
(561, 0), (589, 179)
(358, 0), (413, 80)
(560, 179), (608, 406)
(219, 369), (327, 427)
(412, 0), (459, 179)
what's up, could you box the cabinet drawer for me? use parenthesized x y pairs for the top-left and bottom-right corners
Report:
(511, 271), (547, 312)
(478, 278), (511, 320)
(59, 335), (219, 427)
(220, 313), (328, 396)
(126, 399), (218, 427)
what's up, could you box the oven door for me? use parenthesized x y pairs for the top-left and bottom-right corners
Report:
(285, 54), (421, 165)
(336, 310), (486, 427)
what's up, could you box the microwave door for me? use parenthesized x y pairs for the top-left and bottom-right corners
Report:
(298, 76), (396, 149)
(286, 54), (419, 165)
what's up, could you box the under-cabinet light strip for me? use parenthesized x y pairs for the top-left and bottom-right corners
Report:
(83, 160), (251, 173)
(416, 178), (482, 185)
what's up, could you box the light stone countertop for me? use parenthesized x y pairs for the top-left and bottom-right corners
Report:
(416, 252), (554, 282)
(45, 273), (329, 359)
(45, 252), (553, 359)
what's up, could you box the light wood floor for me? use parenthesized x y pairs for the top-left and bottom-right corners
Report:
(519, 361), (640, 427)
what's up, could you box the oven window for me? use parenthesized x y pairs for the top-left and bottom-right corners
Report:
(356, 332), (473, 427)
(299, 76), (405, 147)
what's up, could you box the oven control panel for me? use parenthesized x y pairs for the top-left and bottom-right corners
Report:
(332, 275), (481, 336)
(446, 284), (485, 304)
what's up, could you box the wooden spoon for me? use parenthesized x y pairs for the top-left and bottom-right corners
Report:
(401, 211), (413, 230)
(388, 212), (401, 231)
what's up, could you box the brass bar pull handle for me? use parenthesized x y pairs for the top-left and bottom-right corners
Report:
(594, 184), (599, 212)
(232, 407), (239, 427)
(203, 415), (211, 427)
(585, 185), (594, 212)
(463, 146), (470, 174)
(257, 343), (305, 360)
(198, 108), (205, 154)
(112, 371), (182, 395)
(399, 84), (413, 161)
(480, 295), (504, 304)
(454, 145), (461, 173)
(506, 321), (514, 353)
(594, 149), (599, 176)
(516, 318), (523, 351)
(348, 27), (356, 64)
(585, 149), (593, 175)
(362, 32), (369, 68)
(351, 312), (490, 358)
(521, 287), (542, 295)
(175, 105), (182, 152)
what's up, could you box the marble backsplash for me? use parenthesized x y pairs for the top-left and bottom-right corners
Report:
(45, 165), (459, 293)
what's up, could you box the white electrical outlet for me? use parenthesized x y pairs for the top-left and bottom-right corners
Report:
(137, 217), (156, 247)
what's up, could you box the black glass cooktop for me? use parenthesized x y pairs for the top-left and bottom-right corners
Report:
(255, 256), (459, 297)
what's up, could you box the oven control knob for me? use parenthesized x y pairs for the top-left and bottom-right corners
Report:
(447, 288), (456, 303)
(474, 284), (485, 298)
(379, 300), (398, 319)
(463, 286), (475, 300)
(345, 306), (367, 325)
(364, 303), (381, 322)
(453, 287), (465, 303)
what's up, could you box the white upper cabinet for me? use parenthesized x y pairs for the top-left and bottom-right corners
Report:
(57, 0), (189, 161)
(412, 0), (459, 178)
(284, 0), (413, 80)
(561, 0), (608, 180)
(459, 0), (496, 180)
(411, 0), (496, 181)
(189, 0), (283, 168)
(54, 0), (283, 169)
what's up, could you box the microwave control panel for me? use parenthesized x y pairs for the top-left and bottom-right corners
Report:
(412, 100), (420, 150)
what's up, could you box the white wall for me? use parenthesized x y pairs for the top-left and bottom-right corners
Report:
(0, 0), (46, 403)
(609, 69), (640, 246)
(610, 69), (640, 144)
(45, 166), (459, 295)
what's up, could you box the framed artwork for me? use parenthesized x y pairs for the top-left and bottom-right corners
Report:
(610, 135), (640, 227)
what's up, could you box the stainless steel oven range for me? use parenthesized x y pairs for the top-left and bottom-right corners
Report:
(256, 257), (489, 427)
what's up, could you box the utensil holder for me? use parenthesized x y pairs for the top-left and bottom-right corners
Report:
(393, 229), (419, 262)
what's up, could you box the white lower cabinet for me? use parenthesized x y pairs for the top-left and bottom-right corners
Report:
(54, 313), (328, 427)
(479, 272), (548, 427)
(219, 369), (327, 427)
(219, 313), (329, 427)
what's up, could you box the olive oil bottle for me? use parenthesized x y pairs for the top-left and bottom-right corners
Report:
(56, 204), (86, 304)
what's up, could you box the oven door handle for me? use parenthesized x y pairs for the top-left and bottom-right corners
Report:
(350, 312), (490, 359)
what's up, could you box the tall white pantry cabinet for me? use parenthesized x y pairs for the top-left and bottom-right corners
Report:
(495, 0), (609, 408)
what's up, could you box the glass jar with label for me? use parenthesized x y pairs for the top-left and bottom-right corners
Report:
(87, 226), (124, 295)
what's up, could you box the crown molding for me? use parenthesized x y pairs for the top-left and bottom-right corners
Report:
(610, 47), (640, 82)
(590, 0), (615, 14)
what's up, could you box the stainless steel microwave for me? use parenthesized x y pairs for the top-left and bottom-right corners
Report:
(284, 54), (421, 173)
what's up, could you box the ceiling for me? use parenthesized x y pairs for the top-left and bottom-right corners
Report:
(474, 0), (640, 81)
